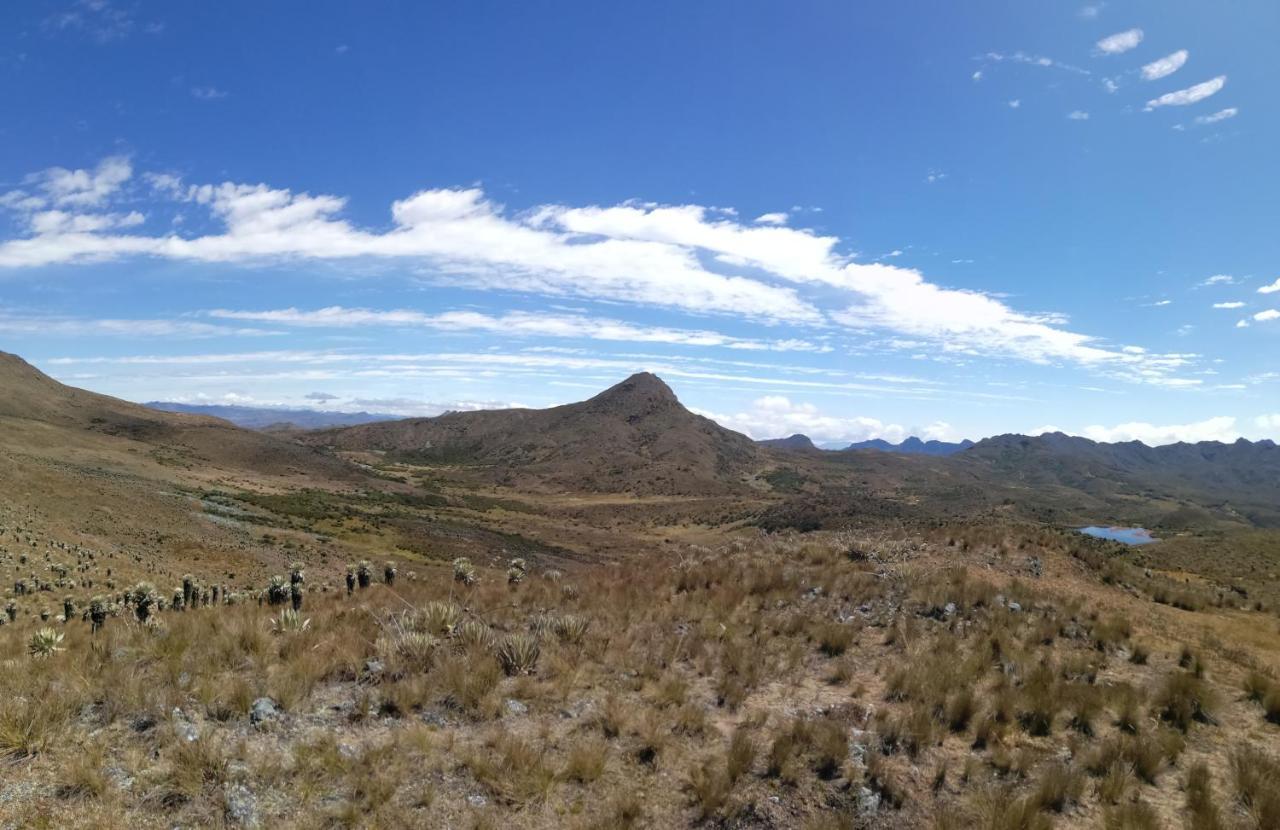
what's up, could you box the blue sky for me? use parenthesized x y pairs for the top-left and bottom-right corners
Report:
(1, 0), (1277, 445)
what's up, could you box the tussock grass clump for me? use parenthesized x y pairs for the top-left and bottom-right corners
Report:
(561, 737), (607, 783)
(1230, 746), (1280, 828)
(1152, 670), (1217, 731)
(1031, 761), (1084, 813)
(1184, 762), (1224, 830)
(1102, 800), (1161, 830)
(726, 728), (756, 783)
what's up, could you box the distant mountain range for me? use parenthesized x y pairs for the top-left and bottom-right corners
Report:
(146, 402), (399, 430)
(758, 434), (974, 456)
(844, 436), (975, 456)
(6, 351), (1277, 529)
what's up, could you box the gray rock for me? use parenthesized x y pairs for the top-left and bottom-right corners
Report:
(363, 658), (385, 677)
(942, 602), (957, 618)
(105, 765), (134, 792)
(857, 786), (881, 815)
(503, 698), (528, 717)
(171, 708), (198, 743)
(1007, 601), (1022, 613)
(249, 697), (278, 725)
(224, 782), (260, 828)
(420, 710), (451, 728)
(467, 794), (488, 808)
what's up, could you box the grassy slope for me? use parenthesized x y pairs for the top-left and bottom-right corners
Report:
(0, 523), (1277, 829)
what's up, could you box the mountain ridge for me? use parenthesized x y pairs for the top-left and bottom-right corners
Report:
(844, 436), (976, 456)
(303, 372), (767, 495)
(146, 402), (400, 431)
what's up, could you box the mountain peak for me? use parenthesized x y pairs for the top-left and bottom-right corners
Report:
(587, 372), (679, 413)
(759, 433), (818, 451)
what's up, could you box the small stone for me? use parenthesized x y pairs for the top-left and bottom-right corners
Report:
(363, 658), (385, 677)
(857, 786), (881, 815)
(1007, 601), (1022, 613)
(249, 697), (278, 725)
(467, 794), (488, 808)
(420, 710), (450, 728)
(171, 708), (198, 743)
(503, 698), (528, 717)
(224, 782), (259, 828)
(338, 742), (359, 759)
(942, 602), (957, 618)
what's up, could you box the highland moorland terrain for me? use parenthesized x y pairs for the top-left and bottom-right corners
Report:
(0, 351), (1277, 830)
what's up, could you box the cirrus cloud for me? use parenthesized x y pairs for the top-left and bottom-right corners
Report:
(1144, 76), (1226, 111)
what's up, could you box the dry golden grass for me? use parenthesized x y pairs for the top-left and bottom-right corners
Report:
(0, 522), (1277, 828)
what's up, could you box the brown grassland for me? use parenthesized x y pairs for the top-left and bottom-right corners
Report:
(1, 515), (1278, 829)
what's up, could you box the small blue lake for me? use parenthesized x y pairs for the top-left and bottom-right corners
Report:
(1079, 526), (1158, 545)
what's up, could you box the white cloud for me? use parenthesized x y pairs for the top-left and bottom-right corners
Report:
(1102, 77), (1120, 93)
(1008, 99), (1021, 109)
(190, 86), (228, 100)
(971, 70), (983, 81)
(13, 156), (133, 209)
(1257, 414), (1280, 433)
(1067, 110), (1090, 120)
(1140, 50), (1188, 81)
(1081, 416), (1240, 445)
(1096, 28), (1143, 55)
(1079, 4), (1104, 20)
(0, 156), (1204, 387)
(1212, 302), (1244, 309)
(1255, 310), (1280, 323)
(0, 307), (271, 338)
(1144, 76), (1226, 111)
(925, 170), (947, 184)
(206, 306), (832, 352)
(1195, 107), (1238, 125)
(979, 51), (1090, 76)
(1152, 299), (1172, 306)
(1199, 274), (1236, 287)
(1257, 278), (1280, 294)
(754, 212), (788, 226)
(694, 395), (911, 443)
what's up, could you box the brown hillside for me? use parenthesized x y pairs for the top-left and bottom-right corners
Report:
(0, 350), (355, 480)
(306, 372), (766, 494)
